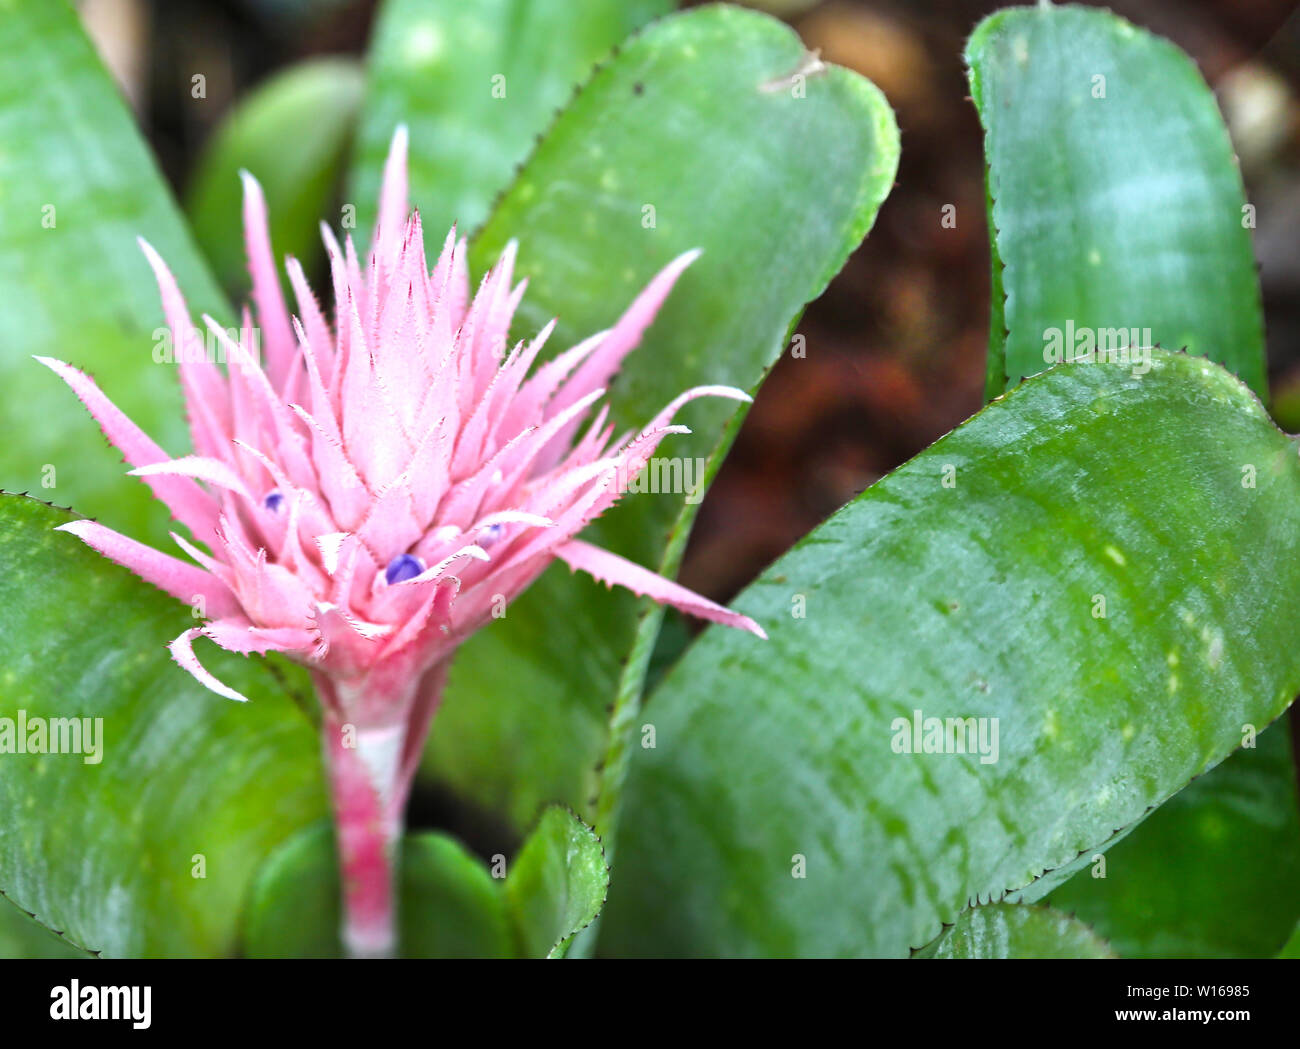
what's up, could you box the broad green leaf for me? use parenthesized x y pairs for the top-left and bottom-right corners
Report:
(1046, 722), (1300, 958)
(242, 824), (513, 958)
(428, 2), (900, 832)
(186, 57), (365, 296)
(969, 3), (1297, 960)
(916, 904), (1114, 959)
(0, 895), (90, 959)
(967, 4), (1264, 397)
(506, 807), (608, 959)
(601, 351), (1300, 957)
(0, 0), (228, 546)
(348, 0), (672, 241)
(0, 495), (325, 957)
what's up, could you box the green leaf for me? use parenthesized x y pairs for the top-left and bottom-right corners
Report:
(506, 807), (608, 958)
(186, 57), (365, 296)
(566, 418), (743, 958)
(0, 0), (228, 546)
(916, 904), (1115, 959)
(427, 2), (900, 832)
(1278, 920), (1300, 959)
(967, 4), (1264, 397)
(968, 3), (1296, 960)
(242, 824), (514, 958)
(0, 494), (325, 957)
(348, 0), (672, 241)
(1045, 722), (1300, 958)
(0, 894), (91, 959)
(601, 351), (1300, 957)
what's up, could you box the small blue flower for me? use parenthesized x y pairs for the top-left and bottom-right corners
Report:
(384, 553), (425, 584)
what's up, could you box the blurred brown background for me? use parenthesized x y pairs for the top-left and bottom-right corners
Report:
(77, 0), (1300, 608)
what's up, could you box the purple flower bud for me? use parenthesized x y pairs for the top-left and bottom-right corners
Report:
(384, 553), (425, 584)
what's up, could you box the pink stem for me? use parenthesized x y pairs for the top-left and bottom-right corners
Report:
(314, 661), (450, 959)
(323, 715), (403, 958)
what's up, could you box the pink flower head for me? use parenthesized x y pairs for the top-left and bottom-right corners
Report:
(41, 126), (766, 956)
(40, 126), (764, 734)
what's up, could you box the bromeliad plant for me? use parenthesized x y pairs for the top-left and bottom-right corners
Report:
(2, 0), (1299, 959)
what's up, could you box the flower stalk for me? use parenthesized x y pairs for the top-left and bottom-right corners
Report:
(314, 660), (448, 957)
(323, 714), (402, 958)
